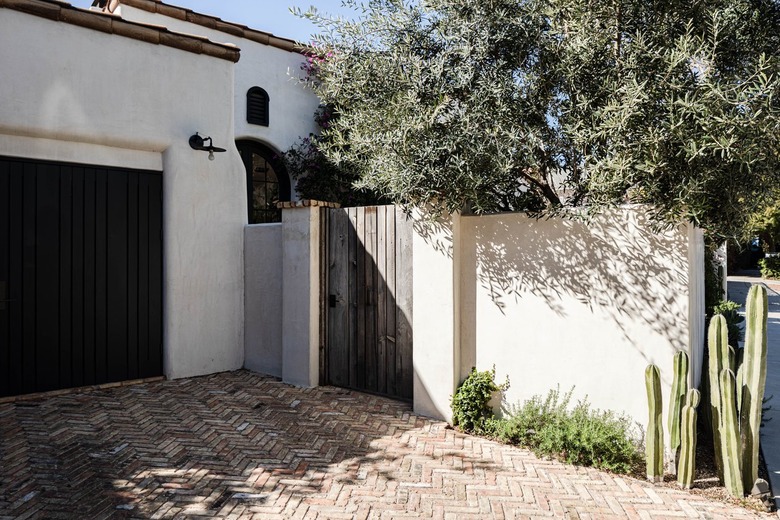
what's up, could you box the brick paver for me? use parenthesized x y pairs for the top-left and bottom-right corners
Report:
(0, 371), (768, 519)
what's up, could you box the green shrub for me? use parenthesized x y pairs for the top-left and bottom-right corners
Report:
(493, 388), (642, 474)
(712, 300), (745, 345)
(451, 367), (509, 433)
(759, 256), (780, 280)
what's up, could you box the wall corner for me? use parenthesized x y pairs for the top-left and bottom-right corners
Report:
(411, 210), (461, 423)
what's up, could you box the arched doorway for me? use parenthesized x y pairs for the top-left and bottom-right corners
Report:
(236, 140), (290, 224)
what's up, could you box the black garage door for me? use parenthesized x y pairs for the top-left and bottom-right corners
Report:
(0, 157), (163, 398)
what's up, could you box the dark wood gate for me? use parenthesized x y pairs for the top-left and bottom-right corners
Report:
(0, 157), (163, 398)
(321, 205), (413, 400)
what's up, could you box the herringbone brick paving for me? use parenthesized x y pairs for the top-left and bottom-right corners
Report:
(0, 371), (768, 519)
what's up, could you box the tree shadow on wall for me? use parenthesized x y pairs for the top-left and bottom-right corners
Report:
(414, 208), (691, 357)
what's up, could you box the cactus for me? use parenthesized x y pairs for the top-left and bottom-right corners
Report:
(707, 314), (729, 479)
(645, 364), (664, 483)
(740, 285), (768, 491)
(736, 347), (745, 414)
(720, 369), (744, 497)
(668, 351), (688, 468)
(677, 389), (700, 489)
(728, 345), (736, 373)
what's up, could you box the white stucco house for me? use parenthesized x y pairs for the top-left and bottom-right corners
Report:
(0, 0), (319, 397)
(94, 0), (321, 223)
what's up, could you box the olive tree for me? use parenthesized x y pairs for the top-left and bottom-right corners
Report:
(297, 0), (780, 238)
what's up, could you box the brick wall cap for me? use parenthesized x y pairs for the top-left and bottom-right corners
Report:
(277, 200), (341, 209)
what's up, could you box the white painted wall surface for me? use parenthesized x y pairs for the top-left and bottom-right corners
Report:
(281, 206), (321, 387)
(0, 134), (162, 172)
(411, 212), (461, 422)
(244, 224), (284, 378)
(117, 6), (320, 166)
(0, 10), (247, 379)
(458, 209), (698, 429)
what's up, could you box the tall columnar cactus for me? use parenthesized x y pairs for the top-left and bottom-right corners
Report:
(645, 364), (664, 483)
(707, 314), (729, 478)
(736, 347), (745, 414)
(677, 389), (700, 489)
(668, 351), (689, 468)
(740, 284), (768, 491)
(720, 369), (744, 497)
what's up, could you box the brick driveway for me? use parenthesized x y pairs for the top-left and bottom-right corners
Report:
(0, 371), (767, 519)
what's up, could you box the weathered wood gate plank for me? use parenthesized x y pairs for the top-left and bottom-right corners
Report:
(396, 207), (414, 400)
(324, 204), (413, 400)
(325, 209), (347, 387)
(364, 206), (378, 392)
(347, 208), (358, 389)
(385, 208), (398, 397)
(376, 206), (388, 396)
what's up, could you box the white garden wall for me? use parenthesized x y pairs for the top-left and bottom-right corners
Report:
(412, 209), (705, 432)
(241, 199), (704, 441)
(0, 7), (246, 380)
(244, 224), (283, 378)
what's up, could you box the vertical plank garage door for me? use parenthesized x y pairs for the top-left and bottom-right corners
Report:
(0, 157), (163, 398)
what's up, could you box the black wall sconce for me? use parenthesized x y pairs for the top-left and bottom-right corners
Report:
(189, 132), (226, 161)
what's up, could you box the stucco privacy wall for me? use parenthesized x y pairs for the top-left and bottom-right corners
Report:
(244, 224), (283, 378)
(411, 209), (704, 430)
(460, 210), (703, 427)
(116, 5), (320, 161)
(0, 8), (247, 378)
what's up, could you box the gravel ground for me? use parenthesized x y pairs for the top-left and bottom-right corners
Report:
(644, 435), (774, 515)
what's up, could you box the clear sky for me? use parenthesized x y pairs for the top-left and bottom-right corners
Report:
(68, 1), (358, 43)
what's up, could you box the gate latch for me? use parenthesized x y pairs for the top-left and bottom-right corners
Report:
(328, 294), (343, 308)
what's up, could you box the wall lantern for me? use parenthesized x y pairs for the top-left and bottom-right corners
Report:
(189, 133), (226, 161)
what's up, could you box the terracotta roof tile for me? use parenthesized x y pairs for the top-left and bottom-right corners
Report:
(116, 0), (304, 53)
(0, 0), (241, 62)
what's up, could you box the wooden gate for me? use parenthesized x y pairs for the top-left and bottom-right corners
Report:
(321, 205), (413, 400)
(0, 156), (163, 397)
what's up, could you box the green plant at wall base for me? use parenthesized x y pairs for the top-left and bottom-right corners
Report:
(645, 365), (664, 483)
(489, 387), (641, 474)
(451, 367), (509, 434)
(668, 351), (688, 466)
(740, 285), (768, 491)
(677, 389), (700, 489)
(758, 257), (780, 280)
